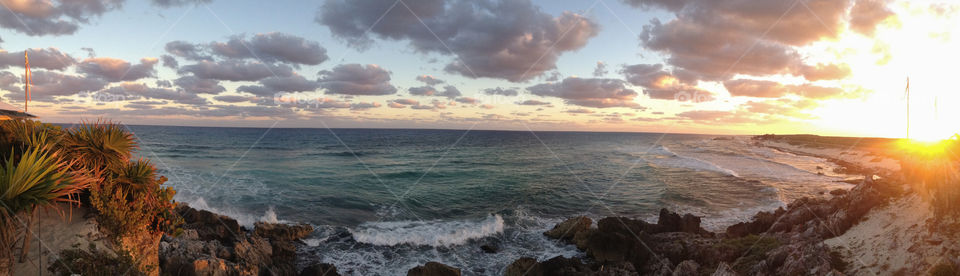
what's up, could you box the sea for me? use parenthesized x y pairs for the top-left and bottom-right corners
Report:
(126, 125), (856, 275)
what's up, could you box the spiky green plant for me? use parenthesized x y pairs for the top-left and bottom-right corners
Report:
(60, 120), (136, 174)
(0, 147), (94, 275)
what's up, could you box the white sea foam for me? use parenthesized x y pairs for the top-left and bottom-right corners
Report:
(350, 215), (505, 247)
(647, 145), (740, 177)
(180, 197), (281, 227)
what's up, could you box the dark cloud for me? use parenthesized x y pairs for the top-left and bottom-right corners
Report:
(635, 0), (877, 81)
(408, 86), (436, 96)
(213, 95), (254, 103)
(517, 100), (550, 106)
(0, 0), (123, 36)
(392, 99), (419, 105)
(416, 75), (444, 85)
(0, 71), (22, 94)
(0, 48), (75, 70)
(164, 41), (211, 61)
(151, 0), (213, 7)
(455, 97), (478, 104)
(566, 108), (595, 114)
(482, 87), (519, 96)
(161, 55), (179, 69)
(174, 76), (226, 94)
(528, 77), (639, 108)
(178, 60), (293, 81)
(209, 33), (328, 66)
(77, 57), (158, 82)
(318, 64), (396, 95)
(317, 0), (599, 82)
(849, 0), (894, 36)
(350, 102), (381, 110)
(8, 71), (107, 102)
(156, 80), (172, 87)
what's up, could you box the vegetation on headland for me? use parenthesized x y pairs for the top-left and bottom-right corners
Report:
(0, 119), (181, 275)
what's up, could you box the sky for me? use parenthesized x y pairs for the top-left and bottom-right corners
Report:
(0, 0), (956, 139)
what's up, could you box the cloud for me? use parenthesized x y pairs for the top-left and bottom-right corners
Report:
(318, 64), (396, 95)
(482, 87), (519, 96)
(209, 33), (328, 66)
(77, 57), (158, 82)
(409, 85), (461, 98)
(235, 74), (320, 97)
(455, 97), (477, 104)
(7, 70), (106, 101)
(593, 62), (608, 77)
(528, 77), (640, 108)
(151, 0), (212, 7)
(416, 75), (444, 85)
(0, 48), (75, 70)
(165, 41), (211, 61)
(350, 102), (381, 110)
(174, 75), (226, 94)
(635, 0), (874, 81)
(161, 55), (178, 69)
(0, 0), (124, 36)
(517, 100), (550, 106)
(798, 63), (851, 81)
(723, 79), (847, 99)
(392, 98), (419, 105)
(179, 60), (293, 81)
(213, 95), (254, 103)
(849, 0), (894, 36)
(102, 82), (208, 105)
(317, 0), (599, 82)
(566, 108), (595, 114)
(621, 63), (712, 101)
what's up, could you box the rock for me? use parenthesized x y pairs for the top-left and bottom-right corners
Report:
(300, 262), (340, 276)
(479, 244), (498, 253)
(595, 261), (637, 276)
(711, 262), (737, 276)
(406, 262), (461, 276)
(672, 260), (700, 276)
(829, 189), (847, 196)
(725, 208), (784, 238)
(505, 257), (541, 276)
(544, 216), (592, 241)
(254, 222), (314, 241)
(540, 256), (593, 275)
(177, 204), (244, 244)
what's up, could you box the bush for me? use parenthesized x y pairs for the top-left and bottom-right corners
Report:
(48, 243), (145, 276)
(716, 234), (781, 273)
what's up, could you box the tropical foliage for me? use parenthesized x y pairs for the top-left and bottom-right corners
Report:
(0, 119), (181, 275)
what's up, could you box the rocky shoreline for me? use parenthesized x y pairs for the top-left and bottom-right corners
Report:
(156, 172), (905, 276)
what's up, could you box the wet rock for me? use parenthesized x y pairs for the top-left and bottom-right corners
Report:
(406, 262), (461, 276)
(479, 244), (499, 253)
(540, 256), (593, 275)
(505, 257), (541, 276)
(657, 209), (709, 235)
(300, 262), (340, 276)
(545, 216), (592, 240)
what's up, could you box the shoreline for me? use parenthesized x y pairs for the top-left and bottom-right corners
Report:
(16, 134), (957, 275)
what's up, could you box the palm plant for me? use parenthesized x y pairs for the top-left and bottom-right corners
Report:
(60, 120), (136, 174)
(0, 147), (94, 275)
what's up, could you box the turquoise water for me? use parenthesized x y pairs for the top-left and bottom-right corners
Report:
(129, 126), (853, 275)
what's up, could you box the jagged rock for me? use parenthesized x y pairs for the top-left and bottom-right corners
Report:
(545, 216), (592, 240)
(672, 260), (700, 276)
(648, 232), (720, 269)
(657, 209), (711, 236)
(595, 261), (637, 276)
(300, 262), (340, 276)
(177, 204), (244, 244)
(725, 208), (784, 238)
(254, 222), (314, 241)
(711, 262), (737, 276)
(504, 257), (541, 276)
(406, 262), (461, 276)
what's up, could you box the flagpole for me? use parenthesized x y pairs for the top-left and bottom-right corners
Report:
(24, 51), (30, 113)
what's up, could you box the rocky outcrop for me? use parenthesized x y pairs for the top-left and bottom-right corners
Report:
(532, 178), (903, 276)
(406, 262), (461, 276)
(299, 262), (340, 276)
(158, 204), (319, 276)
